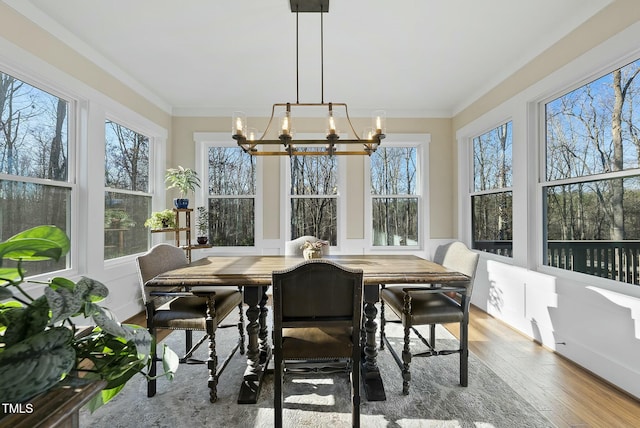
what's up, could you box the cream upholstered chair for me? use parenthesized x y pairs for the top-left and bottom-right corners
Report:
(380, 241), (479, 394)
(272, 260), (363, 428)
(136, 243), (244, 401)
(284, 235), (330, 256)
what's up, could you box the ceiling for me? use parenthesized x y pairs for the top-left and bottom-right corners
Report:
(7, 0), (612, 117)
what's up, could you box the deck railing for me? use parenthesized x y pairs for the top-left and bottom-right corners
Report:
(474, 239), (640, 285)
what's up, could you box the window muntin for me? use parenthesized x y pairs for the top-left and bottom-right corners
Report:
(207, 146), (255, 246)
(370, 146), (419, 247)
(289, 149), (338, 245)
(471, 122), (513, 257)
(104, 121), (151, 259)
(543, 58), (640, 284)
(0, 71), (71, 275)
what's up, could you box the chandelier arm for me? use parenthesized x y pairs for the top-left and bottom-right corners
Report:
(341, 103), (361, 140)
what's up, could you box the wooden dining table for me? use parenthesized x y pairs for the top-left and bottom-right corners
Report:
(145, 254), (470, 404)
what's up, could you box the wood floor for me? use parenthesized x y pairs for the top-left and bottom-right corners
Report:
(127, 305), (640, 427)
(445, 305), (640, 428)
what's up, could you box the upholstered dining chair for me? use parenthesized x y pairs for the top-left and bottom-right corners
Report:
(136, 243), (244, 401)
(379, 241), (479, 394)
(272, 259), (363, 428)
(284, 235), (330, 256)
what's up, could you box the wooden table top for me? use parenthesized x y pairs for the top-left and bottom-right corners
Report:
(146, 254), (470, 287)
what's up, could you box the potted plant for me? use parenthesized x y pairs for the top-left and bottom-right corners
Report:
(195, 206), (209, 245)
(144, 209), (176, 230)
(301, 240), (329, 260)
(0, 225), (179, 414)
(165, 166), (200, 209)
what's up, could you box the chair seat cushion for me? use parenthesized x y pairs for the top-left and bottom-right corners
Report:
(381, 286), (463, 325)
(154, 288), (242, 330)
(282, 326), (353, 359)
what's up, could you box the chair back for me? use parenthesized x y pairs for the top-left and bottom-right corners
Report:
(136, 243), (188, 305)
(272, 259), (363, 353)
(284, 235), (330, 256)
(435, 241), (480, 299)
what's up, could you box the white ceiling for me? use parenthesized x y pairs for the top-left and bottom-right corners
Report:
(7, 0), (612, 117)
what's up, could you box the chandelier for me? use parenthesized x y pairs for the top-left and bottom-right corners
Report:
(232, 0), (385, 156)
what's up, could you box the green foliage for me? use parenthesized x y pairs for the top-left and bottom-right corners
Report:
(0, 226), (179, 411)
(196, 206), (209, 236)
(144, 209), (176, 229)
(165, 166), (201, 198)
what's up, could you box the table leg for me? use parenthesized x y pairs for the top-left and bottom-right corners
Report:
(238, 285), (270, 404)
(361, 284), (386, 401)
(258, 289), (271, 365)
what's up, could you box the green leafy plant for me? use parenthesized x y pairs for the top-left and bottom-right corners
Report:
(143, 209), (176, 229)
(165, 166), (200, 198)
(0, 226), (179, 411)
(195, 206), (209, 237)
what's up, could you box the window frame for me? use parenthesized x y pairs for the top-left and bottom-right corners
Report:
(364, 134), (429, 252)
(469, 120), (514, 258)
(194, 132), (262, 254)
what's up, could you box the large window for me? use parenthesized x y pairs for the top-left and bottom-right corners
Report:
(104, 120), (151, 259)
(471, 122), (513, 257)
(207, 146), (255, 246)
(370, 145), (419, 246)
(289, 149), (338, 245)
(0, 71), (71, 274)
(543, 57), (640, 284)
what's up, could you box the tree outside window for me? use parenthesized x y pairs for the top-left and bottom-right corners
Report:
(370, 146), (419, 246)
(0, 71), (70, 274)
(472, 122), (513, 257)
(207, 146), (255, 246)
(104, 121), (151, 259)
(544, 58), (640, 284)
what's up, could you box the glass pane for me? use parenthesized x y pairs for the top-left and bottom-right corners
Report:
(209, 198), (254, 246)
(545, 58), (640, 181)
(545, 176), (640, 284)
(291, 198), (337, 245)
(0, 180), (70, 274)
(0, 72), (68, 181)
(105, 121), (149, 192)
(473, 122), (512, 191)
(104, 192), (150, 259)
(208, 147), (255, 195)
(372, 197), (418, 246)
(371, 147), (417, 195)
(290, 150), (337, 196)
(472, 192), (513, 257)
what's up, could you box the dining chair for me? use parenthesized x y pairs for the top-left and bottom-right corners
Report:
(379, 241), (479, 394)
(284, 235), (330, 256)
(272, 259), (363, 428)
(136, 243), (245, 401)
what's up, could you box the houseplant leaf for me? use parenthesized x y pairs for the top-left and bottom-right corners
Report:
(1, 296), (50, 347)
(75, 276), (109, 303)
(45, 286), (83, 324)
(0, 225), (70, 261)
(0, 327), (75, 403)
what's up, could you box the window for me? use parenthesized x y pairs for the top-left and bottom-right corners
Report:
(104, 120), (151, 259)
(207, 146), (255, 246)
(289, 149), (338, 245)
(0, 70), (71, 274)
(543, 57), (640, 284)
(370, 145), (419, 246)
(471, 122), (513, 257)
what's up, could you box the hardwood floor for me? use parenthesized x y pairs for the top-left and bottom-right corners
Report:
(444, 305), (640, 428)
(126, 305), (640, 427)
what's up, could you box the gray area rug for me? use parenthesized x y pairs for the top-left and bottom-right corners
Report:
(80, 309), (553, 427)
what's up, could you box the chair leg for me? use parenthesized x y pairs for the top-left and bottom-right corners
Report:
(185, 330), (193, 354)
(148, 327), (157, 397)
(352, 355), (361, 428)
(429, 324), (436, 348)
(460, 320), (469, 387)
(274, 354), (283, 428)
(401, 323), (412, 395)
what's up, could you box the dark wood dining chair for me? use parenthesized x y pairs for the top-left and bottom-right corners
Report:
(272, 259), (363, 428)
(136, 243), (245, 402)
(380, 241), (479, 394)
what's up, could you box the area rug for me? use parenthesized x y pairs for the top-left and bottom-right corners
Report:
(80, 310), (554, 427)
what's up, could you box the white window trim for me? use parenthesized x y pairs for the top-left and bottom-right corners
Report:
(364, 133), (430, 252)
(194, 132), (263, 254)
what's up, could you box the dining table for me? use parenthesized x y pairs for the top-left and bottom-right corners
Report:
(145, 254), (470, 404)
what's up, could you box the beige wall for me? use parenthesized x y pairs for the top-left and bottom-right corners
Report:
(0, 2), (171, 129)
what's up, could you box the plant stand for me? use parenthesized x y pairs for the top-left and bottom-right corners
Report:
(151, 208), (210, 262)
